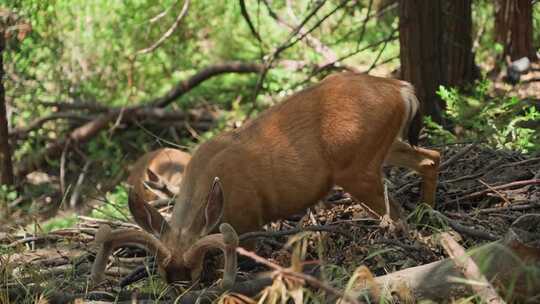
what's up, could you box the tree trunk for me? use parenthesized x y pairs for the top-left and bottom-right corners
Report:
(443, 0), (477, 88)
(495, 0), (536, 61)
(399, 0), (476, 128)
(399, 0), (445, 125)
(0, 32), (14, 187)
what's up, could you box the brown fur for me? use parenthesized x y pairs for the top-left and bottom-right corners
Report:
(127, 148), (191, 203)
(94, 72), (440, 284)
(169, 73), (439, 236)
(126, 148), (191, 234)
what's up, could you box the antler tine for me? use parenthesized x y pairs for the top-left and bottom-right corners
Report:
(183, 223), (239, 289)
(90, 224), (171, 285)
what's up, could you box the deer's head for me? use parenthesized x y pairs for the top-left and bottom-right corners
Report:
(90, 176), (238, 288)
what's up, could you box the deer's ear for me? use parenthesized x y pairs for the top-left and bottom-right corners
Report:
(201, 177), (224, 235)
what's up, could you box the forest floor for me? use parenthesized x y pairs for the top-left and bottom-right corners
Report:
(1, 63), (540, 303)
(1, 142), (539, 303)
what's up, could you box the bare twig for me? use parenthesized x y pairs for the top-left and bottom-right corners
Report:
(239, 225), (350, 241)
(249, 0), (349, 115)
(308, 30), (398, 79)
(250, 0), (330, 105)
(135, 0), (190, 56)
(498, 156), (540, 168)
(431, 210), (498, 241)
(475, 201), (540, 214)
(266, 0), (338, 65)
(446, 179), (540, 205)
(365, 27), (397, 73)
(239, 0), (262, 43)
(7, 235), (63, 248)
(69, 160), (92, 209)
(78, 215), (140, 230)
(442, 158), (506, 184)
(478, 179), (512, 205)
(439, 233), (506, 304)
(439, 144), (475, 171)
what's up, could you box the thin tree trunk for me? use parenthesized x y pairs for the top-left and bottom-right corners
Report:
(0, 32), (14, 186)
(443, 0), (477, 87)
(399, 0), (445, 125)
(495, 0), (535, 61)
(399, 0), (476, 128)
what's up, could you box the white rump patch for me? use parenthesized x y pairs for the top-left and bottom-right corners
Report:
(398, 82), (420, 140)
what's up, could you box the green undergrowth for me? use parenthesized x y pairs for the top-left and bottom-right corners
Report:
(425, 78), (540, 153)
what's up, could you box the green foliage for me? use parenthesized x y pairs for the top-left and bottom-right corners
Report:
(0, 184), (19, 203)
(90, 184), (129, 221)
(2, 0), (401, 180)
(41, 214), (77, 232)
(429, 80), (540, 153)
(422, 116), (456, 145)
(407, 204), (449, 232)
(87, 132), (125, 179)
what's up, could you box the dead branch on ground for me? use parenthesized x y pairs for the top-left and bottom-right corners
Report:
(440, 232), (506, 304)
(13, 62), (263, 178)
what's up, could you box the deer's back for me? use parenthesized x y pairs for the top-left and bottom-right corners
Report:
(180, 73), (408, 233)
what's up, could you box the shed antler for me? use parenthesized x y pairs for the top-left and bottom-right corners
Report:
(90, 224), (172, 284)
(183, 223), (239, 289)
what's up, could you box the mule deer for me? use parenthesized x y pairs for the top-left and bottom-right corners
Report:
(91, 72), (440, 287)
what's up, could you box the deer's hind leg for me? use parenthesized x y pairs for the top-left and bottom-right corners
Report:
(385, 140), (440, 207)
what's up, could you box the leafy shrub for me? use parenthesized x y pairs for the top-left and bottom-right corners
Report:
(425, 79), (540, 152)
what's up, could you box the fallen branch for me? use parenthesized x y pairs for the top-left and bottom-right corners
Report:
(432, 210), (498, 241)
(352, 220), (540, 302)
(475, 201), (540, 214)
(439, 232), (506, 304)
(9, 113), (94, 139)
(239, 224), (350, 241)
(150, 61), (263, 108)
(40, 100), (109, 112)
(14, 62), (263, 177)
(439, 144), (476, 171)
(15, 113), (116, 177)
(446, 179), (540, 206)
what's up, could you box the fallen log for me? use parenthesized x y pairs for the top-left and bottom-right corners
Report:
(14, 61), (263, 178)
(353, 214), (540, 302)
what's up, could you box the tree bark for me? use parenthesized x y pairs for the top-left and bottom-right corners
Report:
(495, 0), (536, 61)
(399, 0), (445, 125)
(443, 0), (477, 87)
(0, 31), (14, 186)
(399, 0), (476, 127)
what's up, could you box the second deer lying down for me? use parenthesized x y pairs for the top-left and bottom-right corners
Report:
(125, 148), (191, 233)
(91, 72), (440, 287)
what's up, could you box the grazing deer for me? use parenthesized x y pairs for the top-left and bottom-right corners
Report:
(91, 72), (440, 287)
